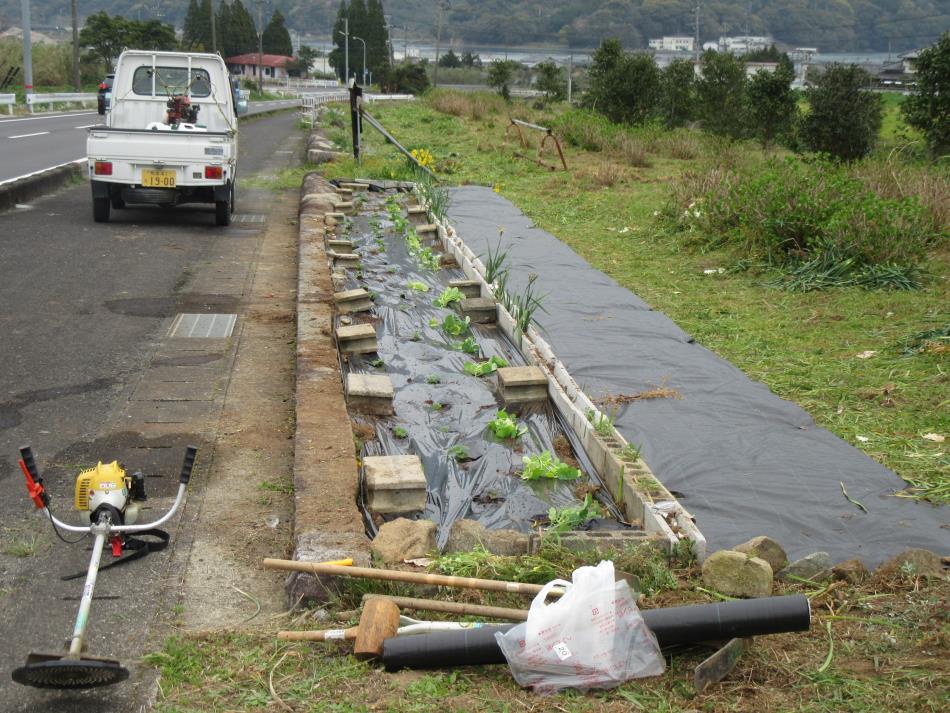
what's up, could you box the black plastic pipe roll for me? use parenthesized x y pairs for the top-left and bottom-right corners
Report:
(381, 594), (811, 671)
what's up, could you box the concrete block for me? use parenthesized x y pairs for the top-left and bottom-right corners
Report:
(346, 373), (394, 415)
(327, 239), (355, 254)
(335, 187), (353, 199)
(407, 205), (428, 223)
(325, 211), (346, 222)
(458, 297), (497, 324)
(336, 323), (378, 354)
(329, 251), (360, 269)
(364, 455), (427, 514)
(340, 182), (368, 192)
(528, 529), (654, 554)
(334, 288), (373, 314)
(335, 201), (356, 216)
(448, 279), (481, 299)
(497, 366), (548, 404)
(438, 253), (458, 268)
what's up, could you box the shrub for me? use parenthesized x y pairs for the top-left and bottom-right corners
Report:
(660, 59), (697, 128)
(534, 60), (566, 102)
(584, 40), (661, 125)
(379, 61), (430, 94)
(800, 64), (882, 161)
(901, 32), (950, 157)
(551, 109), (618, 151)
(696, 50), (748, 139)
(487, 59), (520, 100)
(746, 61), (798, 148)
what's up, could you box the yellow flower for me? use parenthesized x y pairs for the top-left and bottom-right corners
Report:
(411, 148), (435, 169)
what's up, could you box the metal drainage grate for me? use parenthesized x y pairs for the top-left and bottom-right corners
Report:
(231, 214), (266, 224)
(169, 313), (237, 338)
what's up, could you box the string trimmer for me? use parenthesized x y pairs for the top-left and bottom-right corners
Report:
(11, 444), (197, 689)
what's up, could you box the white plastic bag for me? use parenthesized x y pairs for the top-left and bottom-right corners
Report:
(495, 560), (664, 693)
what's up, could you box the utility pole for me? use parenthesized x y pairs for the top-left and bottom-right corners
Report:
(211, 0), (217, 54)
(567, 54), (572, 104)
(433, 0), (447, 87)
(353, 35), (366, 86)
(694, 4), (701, 66)
(71, 0), (79, 91)
(345, 18), (349, 84)
(20, 0), (33, 107)
(257, 1), (264, 93)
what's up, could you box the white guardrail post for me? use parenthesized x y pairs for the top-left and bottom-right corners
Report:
(25, 92), (97, 113)
(0, 93), (15, 114)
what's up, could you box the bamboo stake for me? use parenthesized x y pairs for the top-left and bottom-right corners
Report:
(262, 558), (565, 598)
(362, 594), (529, 622)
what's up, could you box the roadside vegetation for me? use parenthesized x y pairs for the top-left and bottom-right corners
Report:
(320, 83), (947, 505)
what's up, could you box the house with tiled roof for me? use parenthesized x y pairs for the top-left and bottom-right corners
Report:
(225, 53), (294, 81)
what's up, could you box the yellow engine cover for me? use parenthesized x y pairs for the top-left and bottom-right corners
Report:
(74, 461), (129, 512)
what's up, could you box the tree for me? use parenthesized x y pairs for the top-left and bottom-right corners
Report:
(262, 9), (293, 56)
(697, 50), (747, 138)
(228, 1), (259, 56)
(79, 12), (177, 71)
(660, 59), (696, 128)
(379, 61), (429, 94)
(801, 64), (882, 160)
(487, 59), (519, 100)
(438, 49), (461, 68)
(182, 0), (202, 50)
(329, 1), (351, 82)
(746, 61), (797, 148)
(584, 40), (660, 124)
(902, 32), (950, 157)
(534, 60), (565, 102)
(461, 51), (482, 68)
(364, 0), (391, 77)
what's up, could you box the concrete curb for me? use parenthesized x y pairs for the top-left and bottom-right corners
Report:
(0, 161), (83, 213)
(287, 171), (372, 603)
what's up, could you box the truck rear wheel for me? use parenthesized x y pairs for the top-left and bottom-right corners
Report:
(215, 182), (233, 227)
(93, 197), (111, 223)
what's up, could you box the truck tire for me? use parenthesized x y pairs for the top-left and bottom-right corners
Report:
(111, 195), (125, 209)
(93, 197), (111, 223)
(215, 182), (232, 226)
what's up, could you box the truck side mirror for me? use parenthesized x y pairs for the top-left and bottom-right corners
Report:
(236, 99), (249, 116)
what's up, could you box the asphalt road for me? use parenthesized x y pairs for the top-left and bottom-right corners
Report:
(0, 109), (300, 712)
(0, 99), (301, 183)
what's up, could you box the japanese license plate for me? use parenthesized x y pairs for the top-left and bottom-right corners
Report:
(141, 169), (176, 188)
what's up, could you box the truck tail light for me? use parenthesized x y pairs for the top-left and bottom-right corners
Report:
(204, 166), (223, 179)
(94, 161), (112, 176)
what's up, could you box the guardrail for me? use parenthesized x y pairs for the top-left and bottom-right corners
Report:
(0, 93), (14, 114)
(26, 92), (97, 112)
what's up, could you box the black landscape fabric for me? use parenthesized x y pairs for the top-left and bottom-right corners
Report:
(447, 186), (948, 565)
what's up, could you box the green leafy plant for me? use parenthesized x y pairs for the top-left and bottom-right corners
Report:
(510, 274), (547, 341)
(407, 280), (429, 292)
(409, 330), (422, 342)
(587, 408), (615, 437)
(371, 358), (385, 369)
(547, 494), (601, 532)
(430, 401), (445, 411)
(455, 336), (480, 355)
(463, 355), (508, 376)
(441, 313), (471, 337)
(487, 409), (527, 439)
(482, 234), (510, 286)
(434, 286), (465, 307)
(426, 374), (441, 384)
(428, 318), (439, 327)
(619, 443), (641, 461)
(447, 444), (470, 461)
(521, 450), (582, 481)
(418, 247), (441, 270)
(392, 426), (409, 439)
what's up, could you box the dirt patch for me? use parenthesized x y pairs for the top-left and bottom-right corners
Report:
(597, 384), (682, 406)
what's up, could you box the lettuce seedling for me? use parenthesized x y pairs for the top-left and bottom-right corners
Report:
(434, 287), (464, 308)
(488, 409), (527, 439)
(521, 450), (582, 481)
(547, 494), (600, 532)
(463, 355), (508, 377)
(442, 313), (470, 337)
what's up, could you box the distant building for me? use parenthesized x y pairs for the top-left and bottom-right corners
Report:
(744, 62), (778, 77)
(718, 36), (773, 54)
(648, 36), (695, 52)
(225, 53), (294, 81)
(900, 49), (920, 74)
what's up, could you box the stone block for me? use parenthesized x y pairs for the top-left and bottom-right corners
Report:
(528, 529), (652, 555)
(346, 373), (394, 415)
(340, 182), (369, 192)
(497, 366), (548, 404)
(335, 200), (356, 216)
(334, 288), (373, 314)
(329, 251), (360, 269)
(364, 455), (427, 514)
(448, 279), (481, 299)
(702, 550), (773, 598)
(327, 239), (355, 254)
(337, 324), (378, 355)
(458, 297), (497, 324)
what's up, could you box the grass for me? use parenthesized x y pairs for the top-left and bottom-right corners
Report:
(318, 93), (949, 504)
(148, 545), (949, 712)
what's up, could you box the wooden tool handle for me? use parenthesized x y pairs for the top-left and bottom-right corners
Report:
(262, 558), (562, 597)
(277, 627), (357, 641)
(363, 594), (529, 622)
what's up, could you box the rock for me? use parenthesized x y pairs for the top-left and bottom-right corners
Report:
(371, 518), (436, 564)
(732, 536), (788, 573)
(486, 529), (531, 556)
(702, 550), (773, 598)
(832, 558), (869, 584)
(876, 549), (944, 579)
(778, 552), (833, 582)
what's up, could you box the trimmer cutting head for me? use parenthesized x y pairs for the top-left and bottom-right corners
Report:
(12, 652), (129, 689)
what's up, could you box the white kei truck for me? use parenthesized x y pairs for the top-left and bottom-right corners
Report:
(86, 50), (248, 226)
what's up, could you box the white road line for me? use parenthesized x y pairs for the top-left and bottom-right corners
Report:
(0, 157), (86, 187)
(0, 111), (97, 125)
(74, 123), (98, 129)
(8, 131), (50, 139)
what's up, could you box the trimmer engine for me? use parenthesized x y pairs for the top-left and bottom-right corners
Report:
(165, 94), (199, 126)
(74, 461), (147, 526)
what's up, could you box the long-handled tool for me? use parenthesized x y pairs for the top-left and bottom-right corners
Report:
(12, 445), (197, 689)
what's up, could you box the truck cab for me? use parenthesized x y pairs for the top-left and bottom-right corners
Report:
(87, 50), (247, 226)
